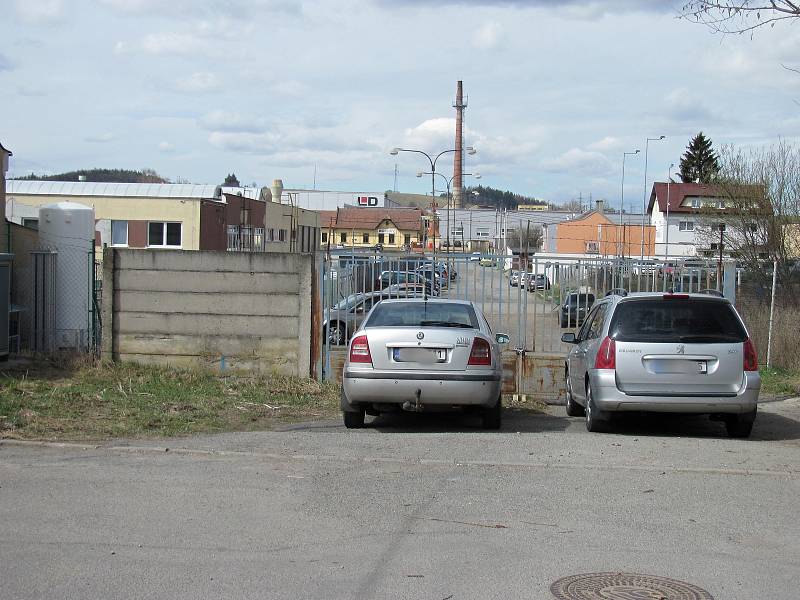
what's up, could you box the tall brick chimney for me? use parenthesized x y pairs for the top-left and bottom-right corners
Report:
(452, 81), (465, 209)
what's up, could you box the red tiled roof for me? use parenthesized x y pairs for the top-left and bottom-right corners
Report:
(647, 182), (762, 215)
(320, 207), (423, 231)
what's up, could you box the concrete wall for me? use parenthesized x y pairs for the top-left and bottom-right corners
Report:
(102, 249), (316, 376)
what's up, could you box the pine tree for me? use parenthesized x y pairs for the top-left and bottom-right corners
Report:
(223, 173), (241, 187)
(679, 132), (720, 184)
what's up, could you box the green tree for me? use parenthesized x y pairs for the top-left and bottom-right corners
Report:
(223, 173), (241, 187)
(679, 132), (720, 183)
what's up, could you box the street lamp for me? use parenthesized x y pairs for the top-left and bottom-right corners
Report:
(620, 149), (640, 259)
(665, 163), (675, 264)
(391, 146), (477, 259)
(640, 135), (665, 262)
(416, 171), (481, 252)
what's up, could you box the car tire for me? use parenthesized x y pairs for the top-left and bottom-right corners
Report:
(725, 409), (756, 438)
(585, 383), (610, 433)
(481, 395), (502, 430)
(565, 373), (585, 417)
(327, 322), (346, 346)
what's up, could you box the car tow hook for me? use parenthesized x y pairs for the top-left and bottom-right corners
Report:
(402, 389), (424, 412)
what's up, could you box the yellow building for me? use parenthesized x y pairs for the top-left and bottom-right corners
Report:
(319, 207), (423, 250)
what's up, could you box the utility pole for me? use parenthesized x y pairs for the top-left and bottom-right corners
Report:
(393, 164), (398, 192)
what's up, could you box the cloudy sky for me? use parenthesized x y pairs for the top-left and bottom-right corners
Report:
(2, 0), (800, 208)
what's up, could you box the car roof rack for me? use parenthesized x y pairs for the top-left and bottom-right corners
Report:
(604, 288), (628, 297)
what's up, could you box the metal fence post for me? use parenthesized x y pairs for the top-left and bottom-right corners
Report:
(766, 259), (778, 368)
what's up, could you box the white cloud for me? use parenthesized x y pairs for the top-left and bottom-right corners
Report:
(270, 80), (310, 97)
(142, 32), (204, 55)
(15, 0), (64, 23)
(158, 141), (175, 153)
(199, 111), (267, 133)
(472, 21), (502, 50)
(175, 72), (221, 93)
(541, 148), (614, 176)
(0, 53), (13, 72)
(84, 133), (116, 143)
(663, 88), (714, 122)
(588, 136), (620, 151)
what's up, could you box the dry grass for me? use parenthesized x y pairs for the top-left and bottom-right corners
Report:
(737, 291), (800, 370)
(0, 354), (340, 441)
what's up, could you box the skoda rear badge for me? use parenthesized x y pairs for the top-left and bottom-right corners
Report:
(417, 332), (424, 340)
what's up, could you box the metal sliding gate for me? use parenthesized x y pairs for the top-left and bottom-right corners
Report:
(319, 251), (730, 396)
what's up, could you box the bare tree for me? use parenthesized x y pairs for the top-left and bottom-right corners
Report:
(696, 141), (800, 293)
(681, 2), (800, 35)
(507, 225), (544, 254)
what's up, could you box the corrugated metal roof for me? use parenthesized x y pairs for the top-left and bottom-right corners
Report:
(6, 180), (221, 199)
(220, 186), (262, 199)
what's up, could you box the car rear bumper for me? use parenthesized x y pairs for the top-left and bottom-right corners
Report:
(589, 369), (760, 414)
(342, 369), (501, 408)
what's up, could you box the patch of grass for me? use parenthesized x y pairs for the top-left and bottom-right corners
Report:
(0, 356), (339, 441)
(759, 367), (800, 398)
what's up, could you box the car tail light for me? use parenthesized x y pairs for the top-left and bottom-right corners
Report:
(743, 338), (758, 372)
(349, 335), (372, 364)
(468, 337), (492, 366)
(594, 336), (616, 370)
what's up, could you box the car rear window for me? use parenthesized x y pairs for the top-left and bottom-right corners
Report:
(609, 298), (747, 343)
(366, 302), (479, 329)
(566, 294), (595, 306)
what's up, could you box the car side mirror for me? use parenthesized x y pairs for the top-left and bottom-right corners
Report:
(561, 333), (577, 344)
(495, 333), (510, 344)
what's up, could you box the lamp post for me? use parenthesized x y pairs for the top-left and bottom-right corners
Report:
(391, 146), (476, 261)
(640, 135), (665, 262)
(620, 149), (640, 259)
(665, 163), (675, 264)
(417, 171), (480, 254)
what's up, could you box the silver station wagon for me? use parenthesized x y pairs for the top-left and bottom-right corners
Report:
(341, 299), (509, 429)
(562, 292), (760, 437)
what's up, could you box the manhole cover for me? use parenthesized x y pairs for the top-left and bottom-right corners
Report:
(550, 572), (714, 599)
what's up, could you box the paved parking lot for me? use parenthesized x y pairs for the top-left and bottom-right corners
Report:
(2, 399), (798, 599)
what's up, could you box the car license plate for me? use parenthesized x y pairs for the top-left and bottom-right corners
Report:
(393, 348), (447, 363)
(697, 361), (707, 374)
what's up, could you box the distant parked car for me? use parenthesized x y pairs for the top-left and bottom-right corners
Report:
(323, 291), (387, 346)
(525, 274), (551, 291)
(559, 292), (596, 328)
(561, 292), (760, 437)
(469, 252), (481, 262)
(378, 270), (439, 296)
(509, 270), (526, 287)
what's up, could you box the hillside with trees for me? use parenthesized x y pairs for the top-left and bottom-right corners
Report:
(14, 168), (169, 183)
(463, 185), (546, 210)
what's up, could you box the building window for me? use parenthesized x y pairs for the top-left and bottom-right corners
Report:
(362, 233), (369, 244)
(111, 220), (128, 246)
(679, 221), (695, 232)
(690, 198), (701, 208)
(453, 226), (463, 237)
(388, 233), (395, 245)
(148, 222), (181, 248)
(279, 229), (287, 242)
(476, 228), (490, 238)
(339, 232), (347, 244)
(718, 200), (726, 209)
(267, 228), (275, 242)
(21, 218), (39, 230)
(404, 234), (411, 245)
(378, 233), (385, 244)
(322, 232), (328, 244)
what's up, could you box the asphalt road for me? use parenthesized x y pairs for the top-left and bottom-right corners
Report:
(2, 399), (799, 600)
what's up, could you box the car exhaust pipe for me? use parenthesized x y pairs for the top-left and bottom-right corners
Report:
(402, 389), (424, 412)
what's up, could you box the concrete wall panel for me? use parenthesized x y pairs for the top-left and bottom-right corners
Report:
(105, 248), (313, 376)
(117, 270), (299, 294)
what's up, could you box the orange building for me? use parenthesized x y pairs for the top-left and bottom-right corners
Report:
(554, 210), (655, 257)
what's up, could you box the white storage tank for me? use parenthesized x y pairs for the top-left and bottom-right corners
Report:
(38, 202), (95, 349)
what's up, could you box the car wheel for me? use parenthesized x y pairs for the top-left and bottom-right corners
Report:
(585, 383), (610, 433)
(481, 394), (502, 430)
(327, 322), (346, 346)
(725, 409), (756, 438)
(565, 372), (584, 417)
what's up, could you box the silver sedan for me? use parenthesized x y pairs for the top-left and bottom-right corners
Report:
(341, 299), (509, 429)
